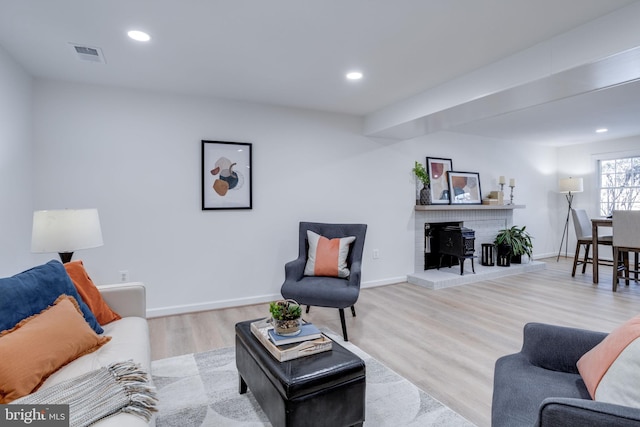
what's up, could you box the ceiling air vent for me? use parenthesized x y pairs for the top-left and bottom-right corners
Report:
(70, 43), (106, 63)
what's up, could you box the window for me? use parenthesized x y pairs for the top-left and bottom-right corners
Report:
(598, 156), (640, 216)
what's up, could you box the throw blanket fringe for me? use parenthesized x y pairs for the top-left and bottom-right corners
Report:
(13, 361), (158, 427)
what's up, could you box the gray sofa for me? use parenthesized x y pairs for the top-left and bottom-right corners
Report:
(492, 323), (640, 427)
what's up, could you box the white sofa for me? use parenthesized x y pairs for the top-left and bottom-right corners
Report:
(36, 282), (154, 427)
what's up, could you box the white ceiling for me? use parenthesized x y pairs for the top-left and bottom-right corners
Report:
(1, 0), (639, 145)
(452, 79), (640, 146)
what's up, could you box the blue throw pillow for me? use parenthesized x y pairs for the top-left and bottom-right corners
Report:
(0, 260), (103, 334)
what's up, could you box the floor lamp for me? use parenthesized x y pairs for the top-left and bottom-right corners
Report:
(556, 177), (584, 261)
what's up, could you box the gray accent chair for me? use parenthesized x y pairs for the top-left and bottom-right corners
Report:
(281, 222), (367, 341)
(492, 322), (640, 427)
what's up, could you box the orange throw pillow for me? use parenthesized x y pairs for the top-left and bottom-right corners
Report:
(577, 315), (640, 400)
(65, 260), (121, 325)
(0, 295), (111, 403)
(303, 230), (356, 278)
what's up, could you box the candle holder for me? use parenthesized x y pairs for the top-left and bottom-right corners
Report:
(508, 185), (515, 205)
(499, 183), (504, 193)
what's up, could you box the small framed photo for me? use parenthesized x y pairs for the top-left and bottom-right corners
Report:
(426, 157), (453, 204)
(202, 140), (252, 210)
(447, 171), (482, 205)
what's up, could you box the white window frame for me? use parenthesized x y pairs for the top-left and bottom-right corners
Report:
(595, 152), (640, 216)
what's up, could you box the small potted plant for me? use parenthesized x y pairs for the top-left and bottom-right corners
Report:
(494, 225), (533, 264)
(269, 299), (302, 336)
(412, 161), (431, 205)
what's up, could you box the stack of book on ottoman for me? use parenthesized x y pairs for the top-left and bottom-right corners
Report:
(250, 318), (332, 362)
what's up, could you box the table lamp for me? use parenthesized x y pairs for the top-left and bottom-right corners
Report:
(556, 177), (583, 260)
(31, 208), (104, 263)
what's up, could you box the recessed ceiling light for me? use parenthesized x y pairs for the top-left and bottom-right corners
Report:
(596, 128), (608, 133)
(346, 71), (363, 80)
(127, 30), (151, 42)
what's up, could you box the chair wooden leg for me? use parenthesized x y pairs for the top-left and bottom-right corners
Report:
(582, 243), (591, 274)
(572, 242), (581, 277)
(350, 305), (356, 317)
(339, 308), (348, 341)
(613, 247), (620, 292)
(306, 305), (311, 314)
(624, 252), (630, 286)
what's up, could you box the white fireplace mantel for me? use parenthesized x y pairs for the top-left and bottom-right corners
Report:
(415, 204), (525, 211)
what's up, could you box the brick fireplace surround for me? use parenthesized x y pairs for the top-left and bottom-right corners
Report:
(408, 204), (545, 289)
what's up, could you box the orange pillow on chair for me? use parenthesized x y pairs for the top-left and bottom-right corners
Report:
(304, 230), (356, 278)
(65, 260), (121, 325)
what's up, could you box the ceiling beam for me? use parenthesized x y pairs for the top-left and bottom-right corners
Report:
(366, 46), (640, 140)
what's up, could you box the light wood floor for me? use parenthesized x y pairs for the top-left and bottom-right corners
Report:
(148, 257), (640, 427)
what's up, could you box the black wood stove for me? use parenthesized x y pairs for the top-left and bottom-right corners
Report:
(437, 226), (476, 275)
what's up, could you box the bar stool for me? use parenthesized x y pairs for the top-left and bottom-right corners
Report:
(571, 209), (613, 277)
(612, 210), (640, 291)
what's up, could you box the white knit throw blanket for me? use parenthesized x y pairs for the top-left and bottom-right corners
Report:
(13, 361), (158, 427)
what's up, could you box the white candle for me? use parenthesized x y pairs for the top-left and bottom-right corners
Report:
(509, 178), (516, 187)
(498, 176), (506, 185)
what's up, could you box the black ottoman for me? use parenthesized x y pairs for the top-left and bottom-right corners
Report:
(235, 320), (366, 427)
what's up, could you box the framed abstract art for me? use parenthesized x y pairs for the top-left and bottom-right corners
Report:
(202, 140), (252, 210)
(426, 157), (453, 204)
(447, 171), (482, 205)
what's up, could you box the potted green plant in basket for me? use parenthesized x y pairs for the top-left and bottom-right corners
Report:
(412, 161), (431, 205)
(269, 299), (302, 336)
(494, 225), (533, 264)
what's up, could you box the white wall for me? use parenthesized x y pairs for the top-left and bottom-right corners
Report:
(2, 72), (616, 316)
(0, 45), (34, 276)
(31, 80), (420, 316)
(0, 76), (565, 316)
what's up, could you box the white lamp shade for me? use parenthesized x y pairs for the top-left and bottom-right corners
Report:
(31, 209), (103, 254)
(559, 177), (583, 193)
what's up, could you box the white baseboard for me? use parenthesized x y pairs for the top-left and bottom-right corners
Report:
(361, 276), (406, 288)
(146, 292), (282, 318)
(146, 276), (406, 318)
(532, 252), (559, 260)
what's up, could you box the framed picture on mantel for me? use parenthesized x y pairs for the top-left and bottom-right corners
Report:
(447, 171), (482, 205)
(426, 157), (453, 204)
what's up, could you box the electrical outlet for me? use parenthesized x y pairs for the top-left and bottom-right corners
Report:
(119, 270), (129, 282)
(373, 249), (380, 259)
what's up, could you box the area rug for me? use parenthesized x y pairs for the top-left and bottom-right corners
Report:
(151, 332), (474, 426)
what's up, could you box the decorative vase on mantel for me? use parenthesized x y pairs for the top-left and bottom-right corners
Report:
(419, 186), (432, 205)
